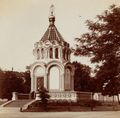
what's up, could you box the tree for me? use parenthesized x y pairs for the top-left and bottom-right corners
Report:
(72, 61), (92, 91)
(74, 4), (120, 102)
(3, 71), (24, 99)
(0, 69), (31, 99)
(22, 70), (31, 93)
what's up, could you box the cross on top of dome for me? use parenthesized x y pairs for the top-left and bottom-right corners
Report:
(50, 4), (55, 16)
(49, 4), (55, 25)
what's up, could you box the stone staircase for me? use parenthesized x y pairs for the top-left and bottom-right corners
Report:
(2, 100), (32, 108)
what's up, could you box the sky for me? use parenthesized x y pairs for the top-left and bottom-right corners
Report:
(0, 0), (119, 71)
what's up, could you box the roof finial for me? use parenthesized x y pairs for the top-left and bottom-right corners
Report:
(50, 4), (55, 16)
(49, 4), (55, 25)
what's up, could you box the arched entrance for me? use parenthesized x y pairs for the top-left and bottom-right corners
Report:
(49, 66), (60, 91)
(34, 66), (44, 91)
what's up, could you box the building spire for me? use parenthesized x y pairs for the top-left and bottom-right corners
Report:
(49, 4), (55, 25)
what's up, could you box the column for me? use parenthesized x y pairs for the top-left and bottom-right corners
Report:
(39, 48), (41, 59)
(60, 73), (64, 91)
(12, 92), (18, 100)
(31, 74), (35, 92)
(44, 72), (48, 90)
(46, 48), (48, 59)
(60, 48), (63, 61)
(47, 73), (49, 91)
(33, 77), (37, 92)
(71, 74), (74, 91)
(58, 47), (61, 59)
(53, 47), (55, 59)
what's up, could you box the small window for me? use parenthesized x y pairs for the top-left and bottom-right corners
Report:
(55, 48), (59, 59)
(37, 49), (39, 53)
(63, 48), (66, 60)
(49, 48), (53, 58)
(41, 48), (44, 59)
(67, 50), (69, 60)
(37, 49), (40, 59)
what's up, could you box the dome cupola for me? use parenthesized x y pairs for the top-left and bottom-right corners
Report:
(33, 5), (71, 63)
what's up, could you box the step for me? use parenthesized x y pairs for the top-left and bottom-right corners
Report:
(4, 100), (32, 107)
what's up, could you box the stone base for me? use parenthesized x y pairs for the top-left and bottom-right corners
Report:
(12, 92), (18, 100)
(35, 91), (92, 102)
(35, 93), (41, 100)
(49, 91), (77, 101)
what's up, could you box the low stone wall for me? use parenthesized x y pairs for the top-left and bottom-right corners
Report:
(49, 91), (77, 101)
(12, 92), (31, 100)
(93, 93), (119, 102)
(48, 91), (92, 101)
(76, 92), (92, 101)
(12, 91), (92, 101)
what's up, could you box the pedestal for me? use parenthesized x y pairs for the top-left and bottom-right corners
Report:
(12, 92), (18, 100)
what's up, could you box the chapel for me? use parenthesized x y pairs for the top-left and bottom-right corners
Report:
(30, 5), (77, 101)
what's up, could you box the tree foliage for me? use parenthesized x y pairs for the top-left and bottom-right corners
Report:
(22, 70), (31, 93)
(72, 61), (93, 91)
(0, 69), (31, 99)
(75, 5), (120, 63)
(74, 5), (120, 97)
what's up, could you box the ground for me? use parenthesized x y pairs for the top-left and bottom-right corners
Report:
(0, 108), (120, 118)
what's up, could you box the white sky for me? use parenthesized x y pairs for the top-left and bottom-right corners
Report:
(0, 0), (119, 71)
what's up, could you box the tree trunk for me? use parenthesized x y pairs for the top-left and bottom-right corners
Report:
(117, 94), (120, 104)
(113, 95), (115, 110)
(91, 92), (94, 111)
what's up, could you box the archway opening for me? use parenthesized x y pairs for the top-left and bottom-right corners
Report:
(49, 66), (60, 90)
(34, 66), (44, 91)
